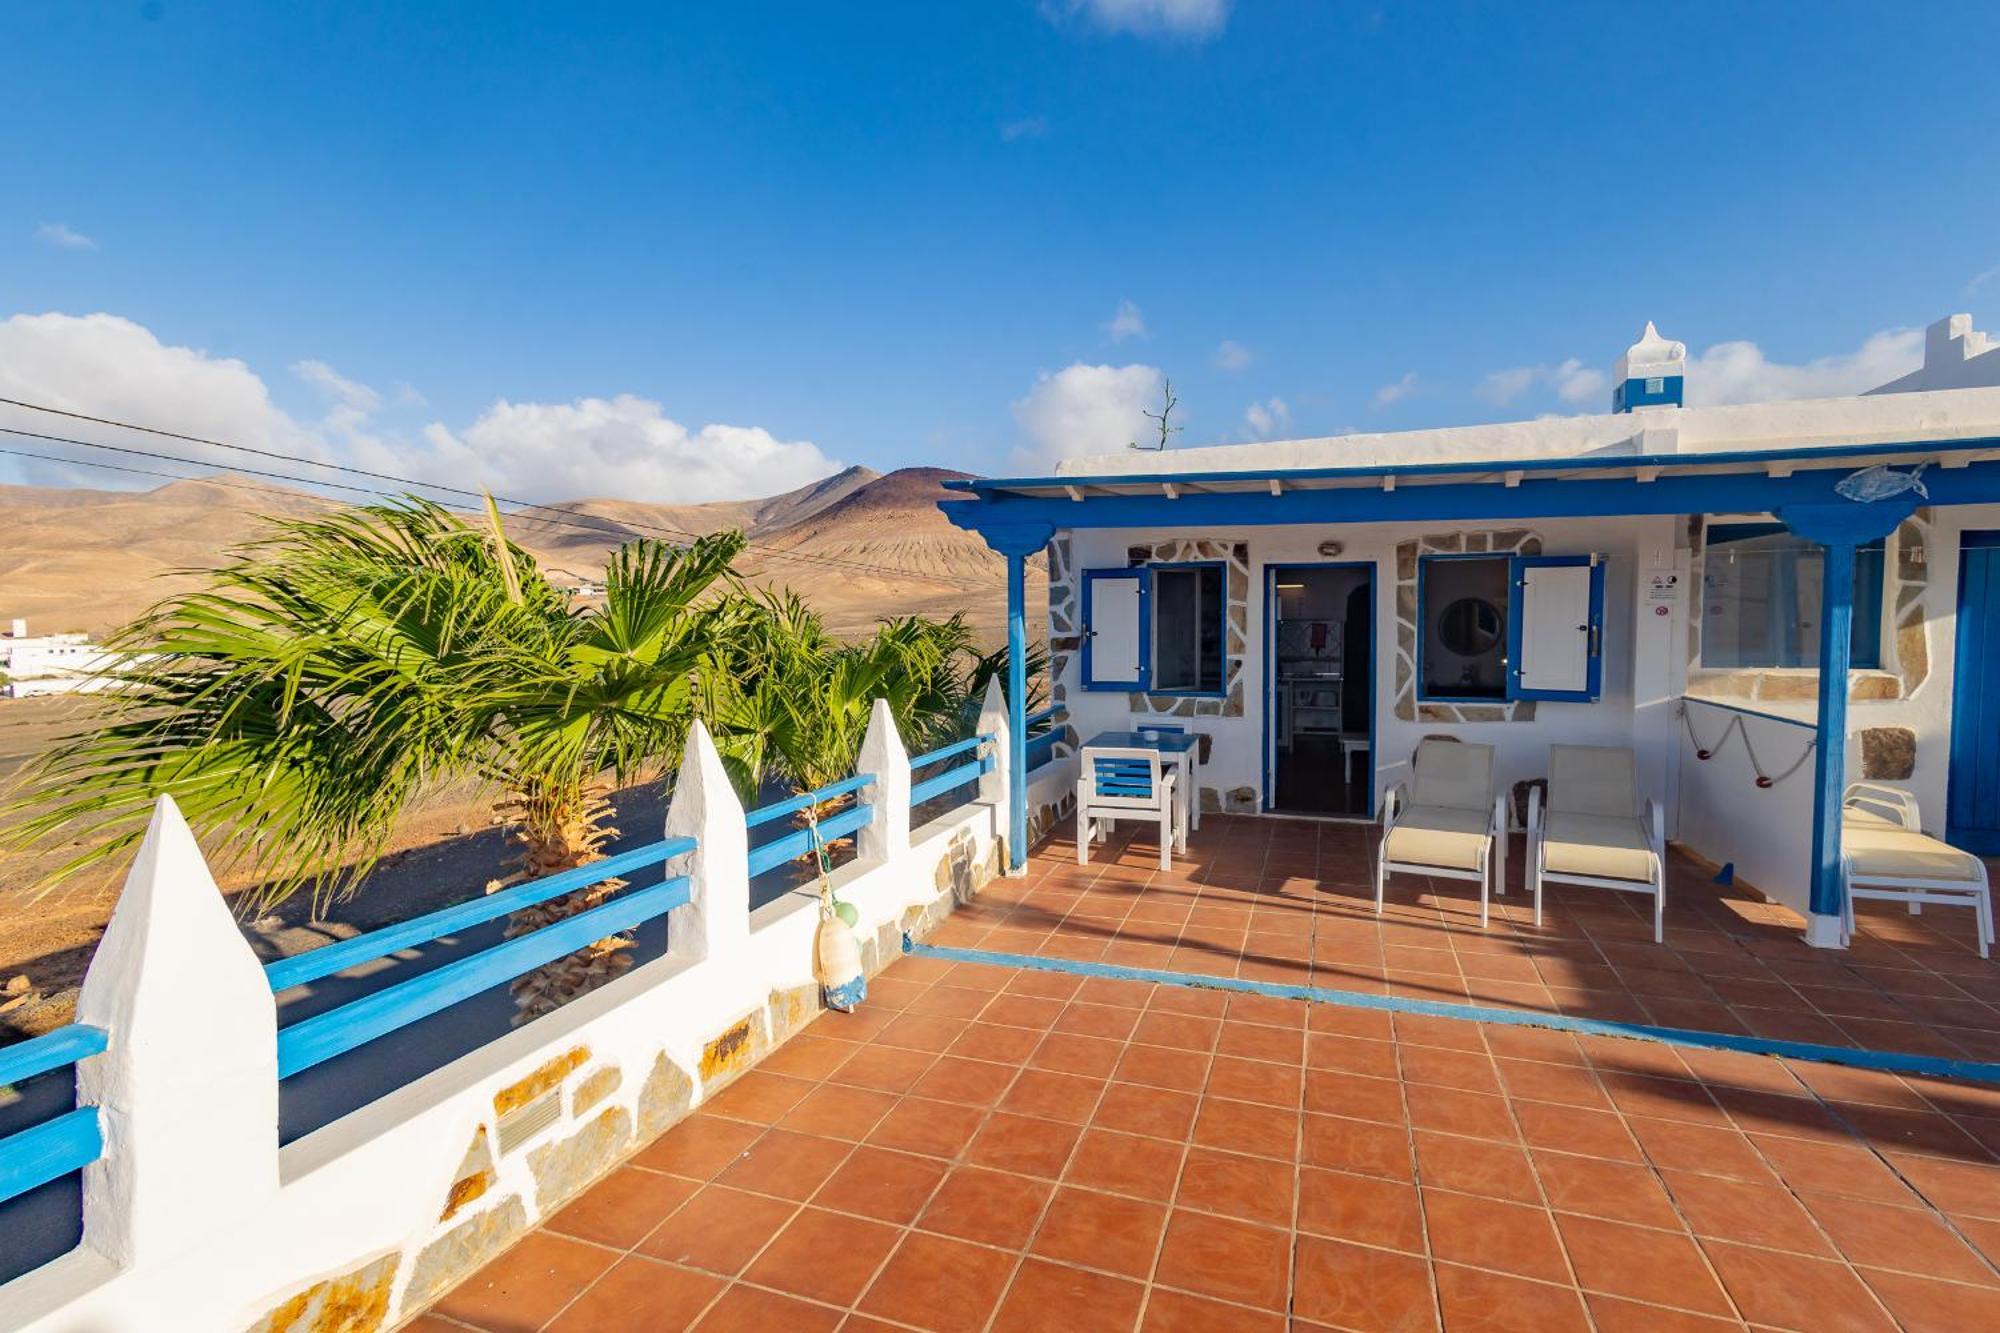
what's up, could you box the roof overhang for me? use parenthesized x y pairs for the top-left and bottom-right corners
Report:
(939, 437), (2000, 550)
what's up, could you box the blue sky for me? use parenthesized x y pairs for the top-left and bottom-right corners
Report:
(5, 1), (1998, 501)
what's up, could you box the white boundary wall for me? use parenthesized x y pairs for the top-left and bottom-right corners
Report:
(1, 704), (1034, 1333)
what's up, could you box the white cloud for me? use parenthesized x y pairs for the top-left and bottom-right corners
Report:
(35, 222), (96, 250)
(292, 358), (382, 414)
(1213, 339), (1253, 372)
(1243, 396), (1291, 439)
(1684, 328), (1923, 406)
(1969, 264), (2000, 294)
(1477, 366), (1538, 406)
(1550, 359), (1606, 405)
(999, 115), (1049, 142)
(420, 396), (841, 504)
(1013, 362), (1165, 466)
(1372, 372), (1418, 409)
(1044, 0), (1231, 40)
(0, 310), (843, 504)
(0, 313), (320, 482)
(1479, 358), (1606, 409)
(1103, 299), (1148, 342)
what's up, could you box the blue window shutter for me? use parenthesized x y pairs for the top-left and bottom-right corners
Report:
(1507, 555), (1604, 703)
(1082, 568), (1150, 691)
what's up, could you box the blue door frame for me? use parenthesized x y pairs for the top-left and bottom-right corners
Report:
(1263, 562), (1376, 819)
(1949, 531), (2000, 854)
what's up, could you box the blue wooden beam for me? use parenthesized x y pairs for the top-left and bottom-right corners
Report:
(941, 459), (2000, 536)
(0, 1023), (107, 1087)
(267, 836), (696, 992)
(276, 874), (692, 1077)
(0, 1107), (103, 1205)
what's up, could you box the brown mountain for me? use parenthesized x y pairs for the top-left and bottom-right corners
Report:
(0, 465), (1041, 643)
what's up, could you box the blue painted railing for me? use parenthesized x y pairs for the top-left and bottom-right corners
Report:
(1024, 705), (1066, 773)
(267, 836), (696, 993)
(276, 871), (694, 1078)
(745, 773), (875, 830)
(269, 838), (698, 1078)
(745, 775), (877, 878)
(910, 733), (996, 806)
(0, 1024), (108, 1205)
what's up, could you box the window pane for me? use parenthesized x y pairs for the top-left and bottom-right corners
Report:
(1701, 524), (1883, 669)
(1418, 557), (1509, 700)
(1151, 566), (1224, 693)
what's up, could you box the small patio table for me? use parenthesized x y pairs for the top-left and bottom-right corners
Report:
(1081, 729), (1202, 843)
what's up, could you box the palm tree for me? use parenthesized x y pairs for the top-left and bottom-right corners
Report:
(6, 498), (747, 1020)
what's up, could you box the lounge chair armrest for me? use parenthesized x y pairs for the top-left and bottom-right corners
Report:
(1526, 785), (1542, 834)
(1642, 796), (1666, 854)
(1381, 782), (1409, 830)
(1843, 781), (1920, 830)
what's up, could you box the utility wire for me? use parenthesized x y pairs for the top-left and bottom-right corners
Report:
(0, 399), (999, 590)
(5, 434), (1000, 600)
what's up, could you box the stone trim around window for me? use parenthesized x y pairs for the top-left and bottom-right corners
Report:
(1684, 510), (1931, 706)
(1392, 529), (1543, 725)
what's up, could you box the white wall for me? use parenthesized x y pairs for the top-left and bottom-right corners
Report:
(1, 708), (1032, 1333)
(1055, 515), (1685, 821)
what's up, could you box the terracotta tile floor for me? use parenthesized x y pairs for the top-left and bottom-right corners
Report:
(420, 817), (2000, 1331)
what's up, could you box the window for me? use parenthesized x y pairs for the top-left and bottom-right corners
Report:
(1417, 553), (1607, 704)
(1151, 564), (1225, 694)
(1700, 523), (1884, 670)
(1419, 557), (1510, 701)
(1081, 562), (1225, 694)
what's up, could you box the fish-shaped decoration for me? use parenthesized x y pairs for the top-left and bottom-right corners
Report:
(1834, 464), (1929, 503)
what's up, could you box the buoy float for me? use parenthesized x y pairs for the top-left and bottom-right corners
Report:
(804, 812), (867, 1012)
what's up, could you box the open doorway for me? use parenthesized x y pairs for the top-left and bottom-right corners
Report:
(1265, 563), (1375, 817)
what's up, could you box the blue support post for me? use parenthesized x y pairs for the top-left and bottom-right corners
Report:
(1779, 494), (1917, 949)
(972, 522), (1055, 872)
(1806, 537), (1856, 944)
(1007, 549), (1028, 871)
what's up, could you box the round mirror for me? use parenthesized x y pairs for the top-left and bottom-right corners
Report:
(1438, 596), (1503, 656)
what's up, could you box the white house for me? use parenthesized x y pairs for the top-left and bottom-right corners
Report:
(0, 621), (116, 698)
(943, 314), (2000, 948)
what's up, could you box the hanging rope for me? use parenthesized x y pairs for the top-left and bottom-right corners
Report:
(1682, 705), (1817, 789)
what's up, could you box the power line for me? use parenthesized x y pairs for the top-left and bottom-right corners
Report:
(4, 441), (1011, 609)
(0, 399), (999, 590)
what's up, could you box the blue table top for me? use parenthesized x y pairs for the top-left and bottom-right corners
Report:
(1082, 729), (1200, 754)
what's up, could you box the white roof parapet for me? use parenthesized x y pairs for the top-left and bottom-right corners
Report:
(1048, 384), (2000, 481)
(1868, 314), (2000, 395)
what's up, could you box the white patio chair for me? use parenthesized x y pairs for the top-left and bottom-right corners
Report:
(1840, 782), (1993, 958)
(1527, 745), (1666, 942)
(1375, 739), (1506, 926)
(1076, 747), (1182, 871)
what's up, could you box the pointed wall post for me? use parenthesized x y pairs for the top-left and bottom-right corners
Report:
(74, 795), (278, 1268)
(663, 720), (750, 965)
(976, 676), (1023, 875)
(856, 697), (911, 862)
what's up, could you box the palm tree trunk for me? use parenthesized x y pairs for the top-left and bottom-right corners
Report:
(490, 782), (634, 1024)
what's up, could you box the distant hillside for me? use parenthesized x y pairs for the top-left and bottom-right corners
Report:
(0, 465), (1043, 643)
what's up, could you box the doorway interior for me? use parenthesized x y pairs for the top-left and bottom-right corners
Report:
(1265, 563), (1375, 818)
(1950, 531), (2000, 854)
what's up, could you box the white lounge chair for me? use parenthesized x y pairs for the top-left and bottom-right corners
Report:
(1841, 782), (1993, 958)
(1376, 739), (1506, 926)
(1077, 747), (1182, 871)
(1527, 745), (1666, 942)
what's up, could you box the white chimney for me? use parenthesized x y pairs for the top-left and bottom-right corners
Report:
(1612, 322), (1686, 413)
(8, 618), (24, 639)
